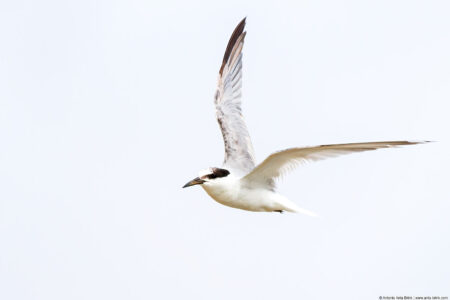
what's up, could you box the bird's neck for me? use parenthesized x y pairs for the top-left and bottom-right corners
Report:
(202, 177), (240, 202)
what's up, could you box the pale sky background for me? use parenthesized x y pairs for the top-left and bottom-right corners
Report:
(1, 0), (449, 299)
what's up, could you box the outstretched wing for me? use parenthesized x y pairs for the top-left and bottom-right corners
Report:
(215, 18), (255, 175)
(243, 141), (428, 188)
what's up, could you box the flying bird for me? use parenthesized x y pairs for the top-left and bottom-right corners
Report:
(183, 18), (427, 215)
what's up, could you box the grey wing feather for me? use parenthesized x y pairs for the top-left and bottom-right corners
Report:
(215, 18), (256, 175)
(243, 141), (428, 188)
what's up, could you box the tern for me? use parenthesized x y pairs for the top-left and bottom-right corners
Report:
(183, 18), (427, 215)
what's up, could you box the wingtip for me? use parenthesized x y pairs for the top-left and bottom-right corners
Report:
(219, 17), (247, 75)
(408, 140), (434, 144)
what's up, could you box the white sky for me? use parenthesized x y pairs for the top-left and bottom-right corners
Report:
(1, 0), (449, 299)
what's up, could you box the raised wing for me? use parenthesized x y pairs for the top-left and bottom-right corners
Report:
(243, 141), (428, 188)
(215, 18), (256, 175)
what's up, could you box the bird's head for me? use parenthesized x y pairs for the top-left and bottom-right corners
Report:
(182, 167), (230, 188)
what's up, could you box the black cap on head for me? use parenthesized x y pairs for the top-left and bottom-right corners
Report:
(206, 168), (230, 179)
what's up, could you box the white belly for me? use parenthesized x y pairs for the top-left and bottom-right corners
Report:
(202, 184), (283, 212)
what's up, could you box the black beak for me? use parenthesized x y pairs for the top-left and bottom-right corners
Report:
(182, 177), (205, 188)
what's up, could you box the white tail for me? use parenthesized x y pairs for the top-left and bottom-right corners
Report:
(275, 195), (318, 216)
